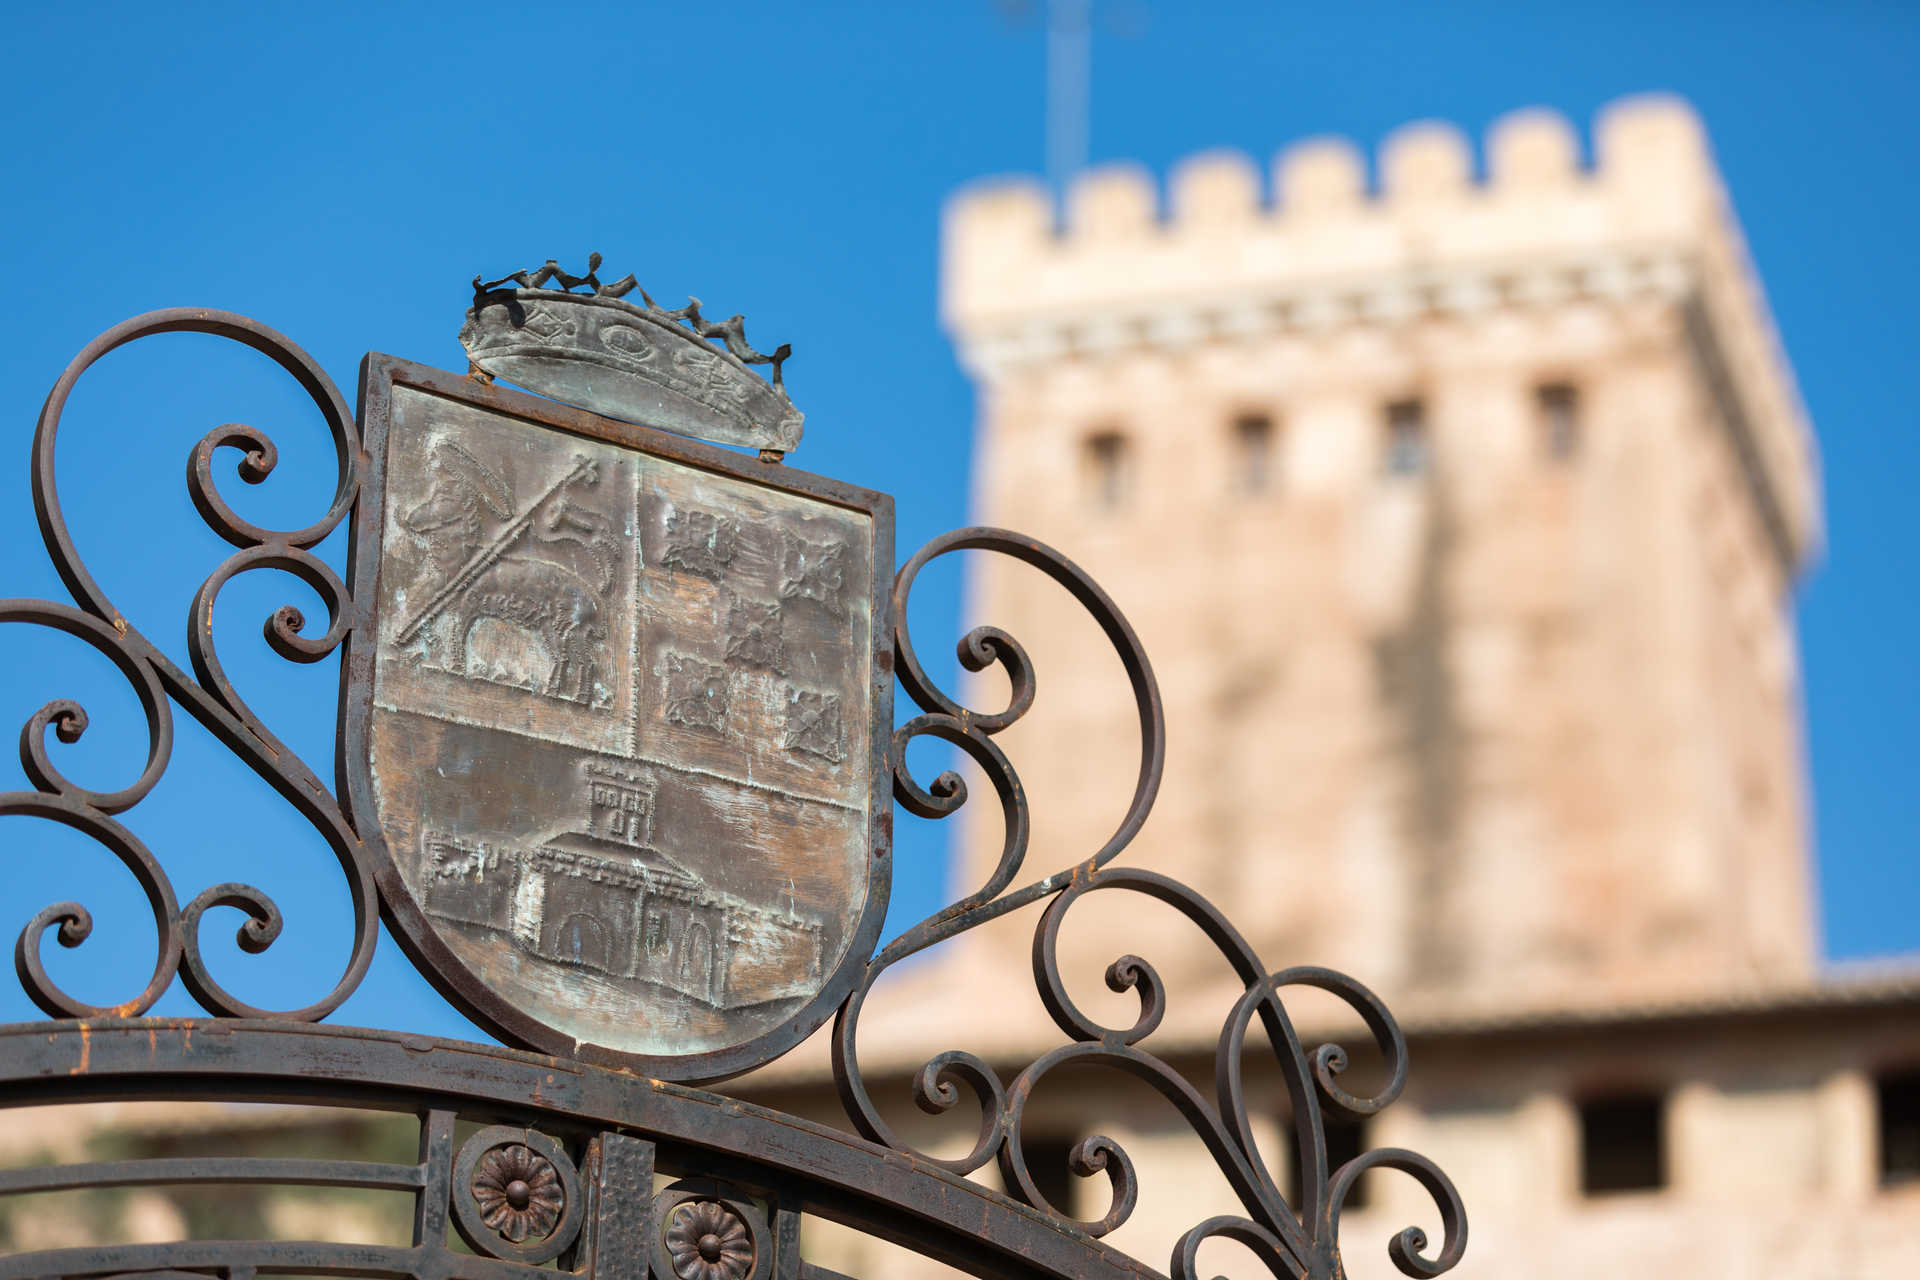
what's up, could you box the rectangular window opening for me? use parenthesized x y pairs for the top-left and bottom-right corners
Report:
(1020, 1134), (1081, 1220)
(1083, 430), (1131, 510)
(1579, 1092), (1665, 1194)
(1538, 383), (1580, 461)
(1232, 414), (1275, 496)
(1384, 400), (1427, 477)
(1324, 1117), (1372, 1209)
(1878, 1067), (1920, 1186)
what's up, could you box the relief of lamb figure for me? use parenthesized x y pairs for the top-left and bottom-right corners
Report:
(396, 438), (619, 706)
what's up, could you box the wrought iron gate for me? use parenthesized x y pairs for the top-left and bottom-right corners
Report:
(0, 295), (1466, 1280)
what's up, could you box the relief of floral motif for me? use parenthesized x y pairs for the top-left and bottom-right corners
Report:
(778, 530), (845, 612)
(469, 1142), (565, 1243)
(664, 1199), (755, 1280)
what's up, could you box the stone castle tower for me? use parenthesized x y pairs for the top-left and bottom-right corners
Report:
(940, 94), (1822, 1017)
(767, 96), (1920, 1280)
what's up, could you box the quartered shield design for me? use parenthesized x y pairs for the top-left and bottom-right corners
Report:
(344, 356), (892, 1080)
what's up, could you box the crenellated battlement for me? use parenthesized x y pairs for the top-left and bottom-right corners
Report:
(945, 96), (1719, 328)
(941, 93), (1819, 569)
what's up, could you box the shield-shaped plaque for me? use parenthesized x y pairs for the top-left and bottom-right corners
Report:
(344, 355), (891, 1082)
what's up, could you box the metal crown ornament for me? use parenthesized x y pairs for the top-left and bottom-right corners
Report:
(460, 254), (803, 456)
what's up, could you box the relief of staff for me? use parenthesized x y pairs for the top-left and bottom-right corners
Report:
(396, 453), (600, 645)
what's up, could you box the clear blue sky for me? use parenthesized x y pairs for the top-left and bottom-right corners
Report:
(0, 2), (1913, 1038)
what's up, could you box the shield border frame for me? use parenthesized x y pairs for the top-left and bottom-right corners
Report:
(341, 353), (895, 1083)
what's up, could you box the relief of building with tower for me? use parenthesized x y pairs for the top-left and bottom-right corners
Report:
(421, 762), (824, 1010)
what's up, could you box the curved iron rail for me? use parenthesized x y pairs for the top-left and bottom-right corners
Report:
(0, 310), (1466, 1280)
(0, 1020), (1151, 1280)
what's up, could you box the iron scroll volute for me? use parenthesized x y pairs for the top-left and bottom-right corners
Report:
(10, 308), (376, 1027)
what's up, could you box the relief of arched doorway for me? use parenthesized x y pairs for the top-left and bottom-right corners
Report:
(550, 911), (612, 974)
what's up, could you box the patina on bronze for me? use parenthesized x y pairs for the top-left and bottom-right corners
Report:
(344, 347), (892, 1082)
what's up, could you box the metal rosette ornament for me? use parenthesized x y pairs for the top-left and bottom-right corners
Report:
(652, 1182), (770, 1280)
(451, 1125), (585, 1264)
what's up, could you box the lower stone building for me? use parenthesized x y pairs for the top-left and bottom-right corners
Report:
(737, 970), (1920, 1279)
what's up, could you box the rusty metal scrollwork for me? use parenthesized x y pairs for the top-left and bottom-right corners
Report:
(833, 527), (1467, 1279)
(7, 308), (375, 1024)
(0, 310), (1466, 1280)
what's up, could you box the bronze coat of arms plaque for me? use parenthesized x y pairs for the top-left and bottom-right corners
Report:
(344, 355), (892, 1081)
